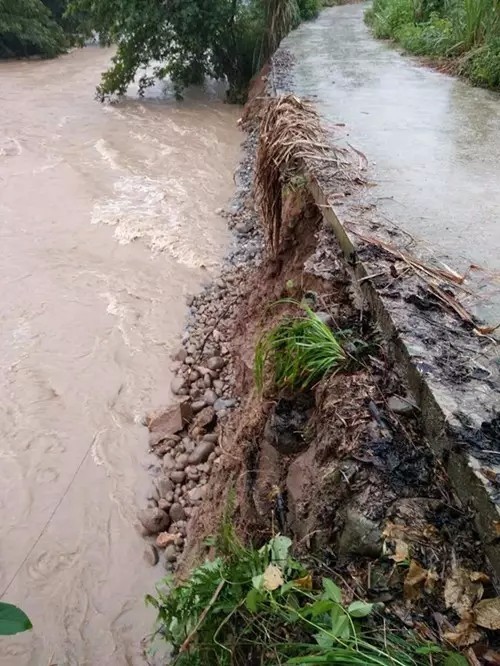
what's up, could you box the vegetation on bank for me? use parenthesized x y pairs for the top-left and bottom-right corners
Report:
(0, 0), (85, 58)
(63, 0), (324, 102)
(365, 0), (500, 89)
(147, 523), (466, 665)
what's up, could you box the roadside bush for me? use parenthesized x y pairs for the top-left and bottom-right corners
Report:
(464, 37), (500, 87)
(367, 0), (415, 39)
(366, 0), (500, 90)
(297, 0), (321, 21)
(396, 13), (455, 56)
(452, 0), (498, 51)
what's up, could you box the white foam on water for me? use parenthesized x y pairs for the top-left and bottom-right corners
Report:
(94, 138), (122, 171)
(0, 137), (22, 157)
(91, 173), (220, 267)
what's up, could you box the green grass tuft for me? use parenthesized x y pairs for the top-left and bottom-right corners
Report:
(254, 301), (346, 395)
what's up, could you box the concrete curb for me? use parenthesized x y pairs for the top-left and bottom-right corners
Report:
(269, 48), (500, 579)
(309, 174), (500, 578)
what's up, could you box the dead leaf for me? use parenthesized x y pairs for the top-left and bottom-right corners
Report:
(390, 539), (410, 563)
(263, 564), (284, 591)
(474, 598), (500, 630)
(294, 574), (313, 590)
(443, 613), (483, 647)
(483, 649), (500, 664)
(445, 568), (484, 618)
(425, 569), (439, 593)
(492, 521), (500, 538)
(404, 560), (428, 600)
(470, 571), (489, 584)
(383, 522), (407, 540)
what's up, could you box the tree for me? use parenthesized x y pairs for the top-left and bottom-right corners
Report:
(67, 0), (300, 102)
(0, 0), (66, 58)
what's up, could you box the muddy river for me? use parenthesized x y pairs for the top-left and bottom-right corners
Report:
(0, 46), (240, 664)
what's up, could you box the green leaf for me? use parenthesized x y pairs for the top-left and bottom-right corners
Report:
(252, 574), (264, 590)
(269, 535), (292, 565)
(314, 631), (334, 649)
(0, 603), (32, 636)
(347, 600), (374, 618)
(304, 599), (335, 618)
(145, 594), (159, 609)
(287, 656), (330, 664)
(330, 609), (350, 639)
(245, 588), (263, 613)
(322, 578), (342, 603)
(444, 655), (469, 666)
(415, 644), (443, 655)
(279, 580), (297, 596)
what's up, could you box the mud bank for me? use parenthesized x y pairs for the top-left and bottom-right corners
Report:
(139, 53), (500, 660)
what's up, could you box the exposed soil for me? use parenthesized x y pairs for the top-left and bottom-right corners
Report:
(140, 58), (500, 662)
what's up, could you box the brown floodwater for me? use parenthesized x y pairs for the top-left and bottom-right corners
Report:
(0, 46), (241, 664)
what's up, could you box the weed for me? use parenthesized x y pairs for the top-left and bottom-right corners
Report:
(254, 300), (345, 394)
(396, 13), (455, 55)
(463, 37), (500, 87)
(367, 0), (415, 39)
(366, 0), (500, 89)
(146, 530), (467, 665)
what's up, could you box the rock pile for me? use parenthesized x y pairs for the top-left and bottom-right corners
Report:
(137, 127), (262, 572)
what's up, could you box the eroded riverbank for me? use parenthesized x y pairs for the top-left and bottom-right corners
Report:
(0, 46), (241, 664)
(140, 48), (500, 662)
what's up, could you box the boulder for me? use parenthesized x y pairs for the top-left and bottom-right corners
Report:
(188, 440), (215, 465)
(191, 406), (216, 432)
(388, 395), (418, 416)
(207, 356), (225, 371)
(169, 503), (186, 522)
(143, 545), (159, 566)
(170, 470), (186, 485)
(338, 510), (382, 559)
(138, 508), (170, 534)
(148, 401), (192, 439)
(188, 486), (207, 503)
(156, 476), (174, 498)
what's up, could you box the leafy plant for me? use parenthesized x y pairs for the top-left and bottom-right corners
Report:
(297, 0), (322, 21)
(146, 530), (466, 665)
(464, 36), (500, 87)
(396, 13), (455, 55)
(0, 602), (32, 636)
(66, 0), (309, 102)
(0, 0), (66, 58)
(254, 300), (345, 394)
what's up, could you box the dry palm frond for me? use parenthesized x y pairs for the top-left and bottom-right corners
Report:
(264, 0), (299, 57)
(352, 231), (500, 336)
(256, 94), (345, 255)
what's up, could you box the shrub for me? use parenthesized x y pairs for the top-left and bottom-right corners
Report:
(368, 0), (415, 39)
(297, 0), (321, 21)
(396, 13), (455, 55)
(0, 0), (66, 58)
(464, 37), (500, 87)
(146, 531), (465, 665)
(452, 0), (497, 51)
